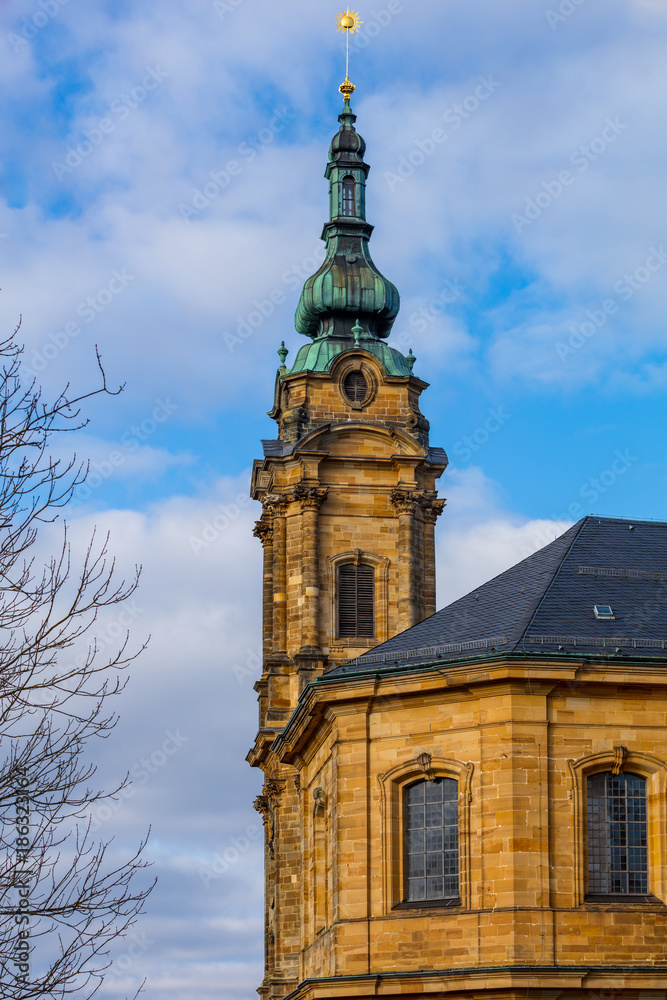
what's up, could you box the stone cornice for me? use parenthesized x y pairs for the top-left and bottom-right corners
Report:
(246, 728), (283, 769)
(281, 966), (667, 1000)
(273, 653), (667, 765)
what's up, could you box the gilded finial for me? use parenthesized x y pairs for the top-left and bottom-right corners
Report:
(335, 9), (362, 101)
(277, 340), (289, 372)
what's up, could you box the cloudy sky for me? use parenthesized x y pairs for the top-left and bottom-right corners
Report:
(1, 0), (667, 996)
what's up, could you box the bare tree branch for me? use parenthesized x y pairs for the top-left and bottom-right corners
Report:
(0, 332), (154, 998)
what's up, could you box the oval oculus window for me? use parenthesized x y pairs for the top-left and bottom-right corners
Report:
(343, 370), (368, 403)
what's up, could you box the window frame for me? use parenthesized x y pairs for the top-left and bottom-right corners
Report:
(329, 550), (389, 649)
(341, 174), (356, 217)
(403, 776), (460, 905)
(586, 770), (648, 898)
(377, 754), (474, 914)
(567, 749), (667, 905)
(337, 561), (375, 639)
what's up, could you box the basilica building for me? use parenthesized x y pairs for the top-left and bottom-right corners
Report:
(247, 84), (667, 1000)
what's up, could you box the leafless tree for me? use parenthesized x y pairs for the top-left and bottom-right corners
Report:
(0, 331), (154, 998)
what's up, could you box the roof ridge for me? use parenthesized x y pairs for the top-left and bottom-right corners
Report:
(513, 516), (590, 650)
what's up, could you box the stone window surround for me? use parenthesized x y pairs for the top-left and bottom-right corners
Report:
(329, 549), (389, 648)
(333, 355), (379, 411)
(378, 753), (474, 915)
(567, 748), (667, 905)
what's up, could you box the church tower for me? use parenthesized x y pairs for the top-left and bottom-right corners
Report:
(246, 26), (667, 1000)
(247, 81), (447, 998)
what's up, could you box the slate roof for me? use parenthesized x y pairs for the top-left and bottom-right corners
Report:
(327, 516), (667, 677)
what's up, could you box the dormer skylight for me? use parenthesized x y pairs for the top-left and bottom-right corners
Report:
(594, 605), (615, 620)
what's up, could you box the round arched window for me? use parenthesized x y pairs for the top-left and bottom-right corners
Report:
(343, 370), (368, 403)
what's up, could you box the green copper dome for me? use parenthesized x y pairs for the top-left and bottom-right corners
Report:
(293, 99), (400, 349)
(289, 326), (412, 377)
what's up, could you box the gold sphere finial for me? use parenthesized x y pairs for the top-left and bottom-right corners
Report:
(335, 8), (362, 33)
(335, 9), (362, 102)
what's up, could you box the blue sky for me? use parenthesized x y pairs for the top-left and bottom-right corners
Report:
(1, 0), (667, 997)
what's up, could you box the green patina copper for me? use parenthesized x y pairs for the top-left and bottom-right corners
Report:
(288, 326), (413, 377)
(286, 98), (409, 377)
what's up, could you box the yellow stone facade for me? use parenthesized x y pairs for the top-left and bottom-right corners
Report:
(248, 339), (447, 999)
(245, 82), (667, 1000)
(264, 655), (667, 1000)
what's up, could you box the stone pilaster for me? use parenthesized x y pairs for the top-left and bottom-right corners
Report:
(390, 489), (420, 632)
(265, 495), (289, 655)
(421, 496), (446, 618)
(254, 517), (274, 659)
(294, 486), (328, 655)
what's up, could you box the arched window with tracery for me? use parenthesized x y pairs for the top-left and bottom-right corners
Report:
(587, 771), (648, 895)
(404, 778), (459, 903)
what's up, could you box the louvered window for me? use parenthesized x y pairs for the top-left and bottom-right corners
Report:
(343, 370), (368, 403)
(405, 778), (459, 902)
(341, 176), (355, 216)
(338, 563), (374, 638)
(587, 772), (648, 895)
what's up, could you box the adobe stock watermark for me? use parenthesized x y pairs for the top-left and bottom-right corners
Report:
(345, 0), (412, 52)
(451, 407), (511, 464)
(104, 929), (154, 990)
(555, 246), (667, 362)
(232, 646), (262, 686)
(223, 243), (326, 353)
(213, 0), (243, 19)
(512, 118), (628, 234)
(7, 0), (70, 53)
(518, 449), (639, 559)
(384, 76), (501, 192)
(90, 730), (189, 832)
(546, 0), (589, 31)
(72, 397), (180, 505)
(189, 493), (253, 555)
(179, 106), (295, 222)
(198, 825), (262, 889)
(391, 277), (466, 353)
(65, 602), (145, 679)
(28, 268), (135, 375)
(51, 67), (169, 180)
(13, 768), (31, 986)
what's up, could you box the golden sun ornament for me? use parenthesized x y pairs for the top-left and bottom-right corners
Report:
(335, 9), (362, 33)
(335, 9), (362, 101)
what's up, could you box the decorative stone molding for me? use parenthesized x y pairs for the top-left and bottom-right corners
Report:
(389, 488), (420, 516)
(406, 410), (430, 447)
(333, 355), (379, 411)
(612, 744), (628, 775)
(312, 787), (327, 816)
(259, 780), (285, 861)
(293, 485), (329, 512)
(377, 755), (474, 913)
(566, 748), (667, 904)
(420, 496), (447, 524)
(391, 489), (445, 521)
(416, 751), (434, 780)
(253, 794), (269, 820)
(263, 493), (291, 517)
(253, 519), (274, 544)
(264, 779), (285, 801)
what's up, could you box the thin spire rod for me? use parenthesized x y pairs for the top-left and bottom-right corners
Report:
(335, 8), (362, 101)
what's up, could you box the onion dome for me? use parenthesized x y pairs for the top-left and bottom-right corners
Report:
(294, 98), (400, 344)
